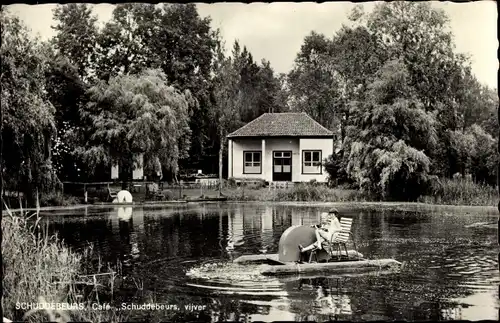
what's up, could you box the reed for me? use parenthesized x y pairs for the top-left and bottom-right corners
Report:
(419, 177), (497, 206)
(1, 196), (128, 323)
(225, 183), (369, 202)
(226, 178), (496, 206)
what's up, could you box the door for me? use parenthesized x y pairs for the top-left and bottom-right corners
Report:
(273, 151), (292, 181)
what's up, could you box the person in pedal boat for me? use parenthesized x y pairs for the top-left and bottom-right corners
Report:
(300, 208), (342, 253)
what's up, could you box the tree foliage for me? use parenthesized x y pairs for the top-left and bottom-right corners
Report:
(1, 10), (59, 201)
(79, 69), (192, 180)
(346, 60), (438, 199)
(211, 40), (242, 192)
(52, 4), (99, 80)
(232, 40), (287, 123)
(287, 2), (499, 198)
(287, 32), (343, 130)
(95, 4), (159, 78)
(42, 46), (89, 180)
(3, 3), (496, 204)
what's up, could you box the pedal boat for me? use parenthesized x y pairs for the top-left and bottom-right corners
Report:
(233, 225), (401, 276)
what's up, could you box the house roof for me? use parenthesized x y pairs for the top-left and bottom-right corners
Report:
(227, 112), (333, 138)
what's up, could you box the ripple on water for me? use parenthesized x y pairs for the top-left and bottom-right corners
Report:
(185, 262), (286, 297)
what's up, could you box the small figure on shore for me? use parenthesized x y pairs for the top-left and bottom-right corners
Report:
(300, 208), (342, 253)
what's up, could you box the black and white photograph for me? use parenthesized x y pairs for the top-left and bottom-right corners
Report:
(1, 1), (498, 322)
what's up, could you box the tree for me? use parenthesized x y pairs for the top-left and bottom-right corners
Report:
(153, 4), (219, 173)
(326, 2), (497, 191)
(1, 10), (59, 204)
(366, 1), (464, 112)
(211, 41), (242, 195)
(93, 4), (220, 174)
(42, 45), (89, 181)
(448, 125), (497, 185)
(358, 2), (477, 179)
(329, 25), (388, 141)
(234, 45), (261, 123)
(52, 4), (99, 81)
(230, 41), (286, 123)
(346, 60), (438, 200)
(256, 59), (287, 114)
(459, 80), (498, 139)
(95, 3), (161, 79)
(79, 69), (192, 183)
(287, 31), (343, 130)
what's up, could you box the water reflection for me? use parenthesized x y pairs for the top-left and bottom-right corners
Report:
(107, 207), (143, 267)
(309, 278), (352, 319)
(45, 203), (499, 322)
(226, 207), (244, 252)
(117, 207), (133, 222)
(441, 305), (462, 320)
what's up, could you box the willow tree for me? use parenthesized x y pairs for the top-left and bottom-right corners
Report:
(364, 2), (475, 179)
(1, 10), (59, 204)
(78, 69), (192, 183)
(346, 60), (438, 200)
(94, 4), (219, 171)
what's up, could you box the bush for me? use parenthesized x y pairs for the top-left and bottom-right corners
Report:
(323, 152), (352, 187)
(227, 177), (237, 188)
(39, 191), (81, 207)
(162, 189), (174, 201)
(276, 183), (369, 202)
(224, 178), (496, 205)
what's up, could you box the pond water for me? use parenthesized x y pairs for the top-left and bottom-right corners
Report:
(45, 203), (498, 322)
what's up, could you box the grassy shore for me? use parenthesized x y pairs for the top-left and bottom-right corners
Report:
(224, 184), (369, 203)
(3, 178), (495, 215)
(224, 180), (497, 207)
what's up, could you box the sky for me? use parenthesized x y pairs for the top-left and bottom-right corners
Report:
(6, 2), (498, 89)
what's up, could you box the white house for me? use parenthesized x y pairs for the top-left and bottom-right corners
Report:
(227, 112), (334, 183)
(111, 154), (145, 180)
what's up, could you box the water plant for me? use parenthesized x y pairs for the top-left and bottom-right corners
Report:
(1, 196), (127, 322)
(225, 183), (369, 202)
(419, 177), (497, 206)
(225, 179), (495, 206)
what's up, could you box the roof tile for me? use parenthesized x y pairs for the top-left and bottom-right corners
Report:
(227, 112), (333, 138)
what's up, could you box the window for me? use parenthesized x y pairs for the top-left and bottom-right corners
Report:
(243, 151), (261, 174)
(274, 151), (291, 158)
(302, 150), (322, 174)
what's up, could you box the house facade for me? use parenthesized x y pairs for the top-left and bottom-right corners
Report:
(227, 112), (334, 183)
(111, 154), (145, 180)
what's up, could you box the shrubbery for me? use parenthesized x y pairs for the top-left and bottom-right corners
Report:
(39, 191), (81, 207)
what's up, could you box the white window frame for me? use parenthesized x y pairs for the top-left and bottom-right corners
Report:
(243, 151), (262, 174)
(302, 150), (322, 174)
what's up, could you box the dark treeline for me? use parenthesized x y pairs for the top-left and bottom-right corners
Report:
(1, 3), (497, 204)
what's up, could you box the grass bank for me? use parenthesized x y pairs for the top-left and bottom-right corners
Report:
(224, 183), (370, 203)
(225, 179), (497, 207)
(2, 191), (81, 209)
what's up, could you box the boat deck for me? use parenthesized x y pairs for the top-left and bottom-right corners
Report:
(233, 253), (402, 276)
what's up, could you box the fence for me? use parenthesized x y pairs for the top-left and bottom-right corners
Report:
(62, 179), (222, 203)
